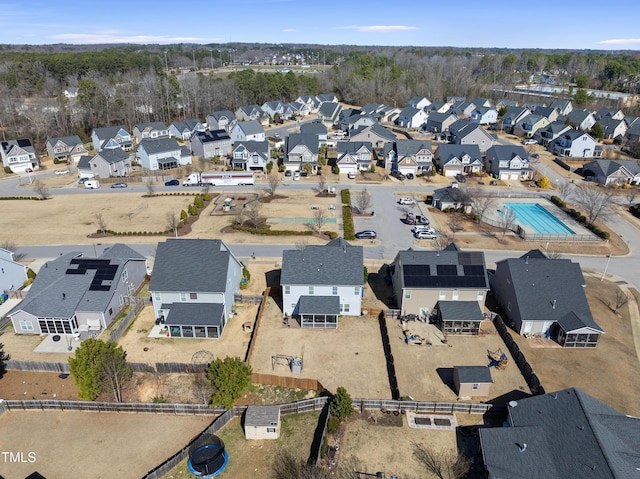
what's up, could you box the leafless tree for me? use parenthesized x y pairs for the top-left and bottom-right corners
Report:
(165, 211), (179, 237)
(448, 214), (463, 240)
(33, 180), (50, 200)
(200, 183), (210, 197)
(95, 213), (108, 234)
(497, 207), (517, 240)
(558, 182), (573, 202)
(574, 183), (613, 226)
(192, 371), (213, 405)
(354, 188), (372, 214)
(145, 179), (155, 197)
(244, 198), (265, 228)
(305, 208), (327, 234)
(294, 238), (308, 250)
(271, 450), (325, 479)
(316, 174), (327, 193)
(412, 442), (471, 479)
(433, 231), (453, 252)
(0, 240), (25, 260)
(468, 190), (495, 223)
(625, 186), (639, 207)
(546, 249), (562, 260)
(266, 171), (282, 197)
(612, 289), (632, 314)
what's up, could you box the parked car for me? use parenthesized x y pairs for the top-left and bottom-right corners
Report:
(414, 230), (437, 239)
(391, 171), (406, 181)
(25, 168), (33, 173)
(522, 138), (537, 145)
(293, 171), (301, 181)
(78, 177), (89, 184)
(164, 179), (179, 186)
(355, 230), (377, 240)
(455, 173), (466, 183)
(405, 212), (416, 225)
(285, 170), (292, 177)
(55, 169), (70, 175)
(415, 215), (430, 225)
(406, 172), (415, 180)
(111, 182), (128, 188)
(411, 225), (435, 234)
(398, 197), (416, 206)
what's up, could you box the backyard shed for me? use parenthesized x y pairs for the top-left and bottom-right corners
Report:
(453, 366), (493, 398)
(244, 405), (281, 440)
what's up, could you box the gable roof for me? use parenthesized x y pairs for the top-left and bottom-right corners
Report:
(134, 121), (166, 132)
(94, 148), (129, 164)
(566, 108), (594, 125)
(1, 138), (35, 156)
(207, 110), (236, 122)
(318, 101), (342, 117)
(149, 239), (239, 293)
(281, 240), (363, 286)
(245, 405), (280, 427)
(236, 120), (264, 136)
(137, 138), (181, 155)
(436, 143), (482, 161)
(171, 119), (202, 132)
(233, 141), (269, 158)
(46, 135), (83, 149)
(350, 123), (397, 142)
(285, 133), (319, 155)
(336, 141), (372, 155)
(584, 159), (640, 178)
(486, 144), (528, 161)
(193, 130), (231, 143)
(455, 365), (492, 384)
(479, 388), (640, 479)
(300, 121), (327, 136)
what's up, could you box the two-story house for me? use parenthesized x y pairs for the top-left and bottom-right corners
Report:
(424, 112), (458, 134)
(317, 102), (343, 127)
(283, 133), (319, 173)
(168, 119), (206, 140)
(384, 140), (434, 176)
(91, 126), (133, 152)
(0, 139), (40, 173)
(408, 96), (431, 110)
(206, 111), (237, 135)
(262, 101), (285, 119)
(551, 129), (599, 158)
(281, 238), (364, 328)
(133, 122), (170, 145)
(512, 114), (551, 139)
(599, 117), (627, 140)
(45, 136), (88, 163)
(348, 123), (396, 149)
(470, 106), (498, 125)
(484, 145), (532, 180)
(77, 148), (131, 179)
(448, 120), (496, 154)
(300, 121), (328, 145)
(334, 141), (373, 176)
(0, 248), (28, 296)
(8, 244), (147, 336)
(149, 239), (243, 339)
(231, 120), (266, 143)
(500, 107), (531, 133)
(231, 141), (270, 172)
(434, 144), (483, 177)
(549, 99), (573, 116)
(395, 107), (429, 129)
(562, 109), (597, 131)
(136, 138), (192, 171)
(190, 130), (232, 160)
(235, 105), (269, 126)
(295, 95), (321, 112)
(535, 121), (572, 146)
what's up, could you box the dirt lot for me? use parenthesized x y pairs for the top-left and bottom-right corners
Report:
(0, 410), (212, 479)
(511, 275), (640, 416)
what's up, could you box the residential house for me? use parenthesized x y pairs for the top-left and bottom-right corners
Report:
(395, 107), (429, 129)
(349, 123), (396, 149)
(244, 406), (281, 440)
(446, 96), (467, 104)
(362, 103), (399, 124)
(133, 122), (169, 144)
(626, 121), (640, 142)
(0, 248), (28, 296)
(450, 100), (476, 119)
(168, 119), (205, 140)
(470, 106), (498, 125)
(549, 99), (573, 116)
(8, 244), (147, 335)
(408, 96), (431, 110)
(283, 133), (319, 172)
(595, 107), (625, 121)
(190, 130), (232, 160)
(562, 108), (596, 131)
(479, 388), (640, 478)
(491, 250), (603, 345)
(316, 93), (338, 103)
(149, 239), (243, 339)
(484, 145), (532, 180)
(583, 159), (640, 185)
(512, 114), (551, 139)
(206, 111), (236, 134)
(288, 101), (310, 117)
(470, 98), (494, 108)
(448, 120), (496, 154)
(317, 101), (343, 127)
(453, 366), (492, 398)
(431, 185), (472, 212)
(500, 107), (531, 133)
(340, 110), (376, 133)
(231, 141), (270, 172)
(137, 138), (191, 171)
(295, 95), (321, 112)
(391, 246), (489, 318)
(495, 99), (519, 110)
(535, 121), (572, 146)
(427, 102), (451, 114)
(79, 148), (131, 178)
(424, 111), (458, 134)
(262, 101), (285, 120)
(384, 139), (433, 175)
(91, 125), (133, 152)
(45, 136), (87, 163)
(551, 129), (599, 157)
(281, 238), (364, 327)
(235, 105), (269, 126)
(334, 141), (373, 175)
(231, 120), (266, 143)
(0, 139), (40, 173)
(300, 121), (328, 144)
(599, 117), (627, 140)
(434, 144), (483, 177)
(63, 87), (78, 99)
(532, 106), (560, 123)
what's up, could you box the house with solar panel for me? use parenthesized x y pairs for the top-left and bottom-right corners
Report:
(391, 244), (489, 334)
(280, 239), (364, 328)
(7, 244), (147, 336)
(0, 138), (40, 173)
(149, 239), (243, 339)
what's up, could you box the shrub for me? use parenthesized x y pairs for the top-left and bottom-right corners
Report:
(622, 183), (630, 189)
(324, 231), (338, 240)
(180, 209), (189, 224)
(369, 164), (376, 173)
(342, 205), (355, 240)
(266, 161), (273, 173)
(340, 189), (351, 205)
(330, 386), (354, 421)
(4, 166), (12, 174)
(203, 192), (211, 201)
(188, 204), (198, 216)
(194, 196), (204, 208)
(327, 416), (341, 434)
(278, 164), (286, 172)
(550, 196), (565, 208)
(536, 176), (551, 189)
(332, 166), (340, 175)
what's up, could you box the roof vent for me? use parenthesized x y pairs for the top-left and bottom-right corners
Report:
(552, 300), (556, 309)
(517, 443), (527, 453)
(525, 256), (529, 264)
(508, 400), (518, 408)
(62, 293), (66, 300)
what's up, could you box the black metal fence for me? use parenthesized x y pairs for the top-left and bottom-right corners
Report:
(378, 311), (400, 399)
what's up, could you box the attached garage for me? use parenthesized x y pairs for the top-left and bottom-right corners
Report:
(500, 172), (519, 180)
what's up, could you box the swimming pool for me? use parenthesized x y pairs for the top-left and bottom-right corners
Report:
(503, 203), (574, 235)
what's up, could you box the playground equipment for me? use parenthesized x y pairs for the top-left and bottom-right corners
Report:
(488, 348), (508, 370)
(404, 330), (428, 345)
(271, 354), (303, 374)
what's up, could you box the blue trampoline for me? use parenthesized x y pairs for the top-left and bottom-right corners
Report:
(188, 435), (228, 478)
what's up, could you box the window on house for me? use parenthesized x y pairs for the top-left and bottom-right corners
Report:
(354, 287), (360, 296)
(472, 383), (479, 390)
(439, 291), (446, 300)
(154, 292), (161, 302)
(452, 291), (459, 300)
(309, 286), (314, 295)
(19, 320), (34, 331)
(341, 304), (350, 313)
(190, 293), (198, 300)
(332, 286), (338, 295)
(180, 292), (187, 302)
(477, 291), (484, 300)
(284, 286), (290, 295)
(121, 269), (128, 281)
(405, 290), (411, 299)
(267, 427), (277, 433)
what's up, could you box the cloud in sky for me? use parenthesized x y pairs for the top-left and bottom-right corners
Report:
(52, 31), (218, 44)
(282, 28), (298, 32)
(597, 38), (640, 46)
(340, 25), (418, 33)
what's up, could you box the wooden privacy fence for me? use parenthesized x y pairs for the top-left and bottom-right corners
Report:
(108, 301), (146, 342)
(4, 360), (206, 374)
(353, 398), (498, 415)
(251, 372), (326, 393)
(244, 286), (270, 364)
(0, 399), (223, 415)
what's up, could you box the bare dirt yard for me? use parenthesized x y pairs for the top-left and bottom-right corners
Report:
(0, 410), (213, 479)
(510, 275), (640, 417)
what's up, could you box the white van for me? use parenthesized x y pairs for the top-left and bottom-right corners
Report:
(347, 171), (356, 179)
(84, 180), (100, 189)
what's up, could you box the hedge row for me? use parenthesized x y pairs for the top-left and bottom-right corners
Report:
(342, 205), (356, 240)
(0, 196), (45, 200)
(340, 189), (350, 204)
(630, 204), (640, 218)
(97, 229), (170, 236)
(550, 196), (610, 239)
(231, 222), (313, 236)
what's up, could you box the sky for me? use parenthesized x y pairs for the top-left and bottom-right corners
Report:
(1, 0), (639, 50)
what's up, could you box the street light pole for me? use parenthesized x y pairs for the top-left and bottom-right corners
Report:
(600, 248), (613, 281)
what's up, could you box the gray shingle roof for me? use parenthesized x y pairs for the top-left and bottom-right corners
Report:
(285, 133), (319, 155)
(486, 144), (528, 161)
(95, 148), (129, 164)
(171, 119), (201, 132)
(149, 239), (238, 293)
(46, 135), (83, 149)
(436, 143), (482, 162)
(281, 241), (363, 286)
(77, 155), (92, 170)
(137, 138), (181, 155)
(350, 123), (397, 142)
(298, 295), (340, 315)
(233, 141), (269, 159)
(93, 125), (130, 140)
(163, 302), (224, 327)
(584, 159), (640, 178)
(134, 121), (166, 132)
(455, 366), (492, 384)
(438, 300), (483, 321)
(300, 121), (327, 136)
(207, 110), (236, 121)
(245, 405), (280, 427)
(193, 130), (231, 143)
(480, 388), (640, 478)
(336, 141), (372, 155)
(236, 120), (264, 136)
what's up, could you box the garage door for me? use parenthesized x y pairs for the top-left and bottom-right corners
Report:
(510, 173), (519, 180)
(342, 166), (357, 175)
(500, 173), (510, 180)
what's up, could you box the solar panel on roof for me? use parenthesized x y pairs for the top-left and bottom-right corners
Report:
(458, 252), (484, 265)
(463, 265), (485, 276)
(437, 264), (458, 276)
